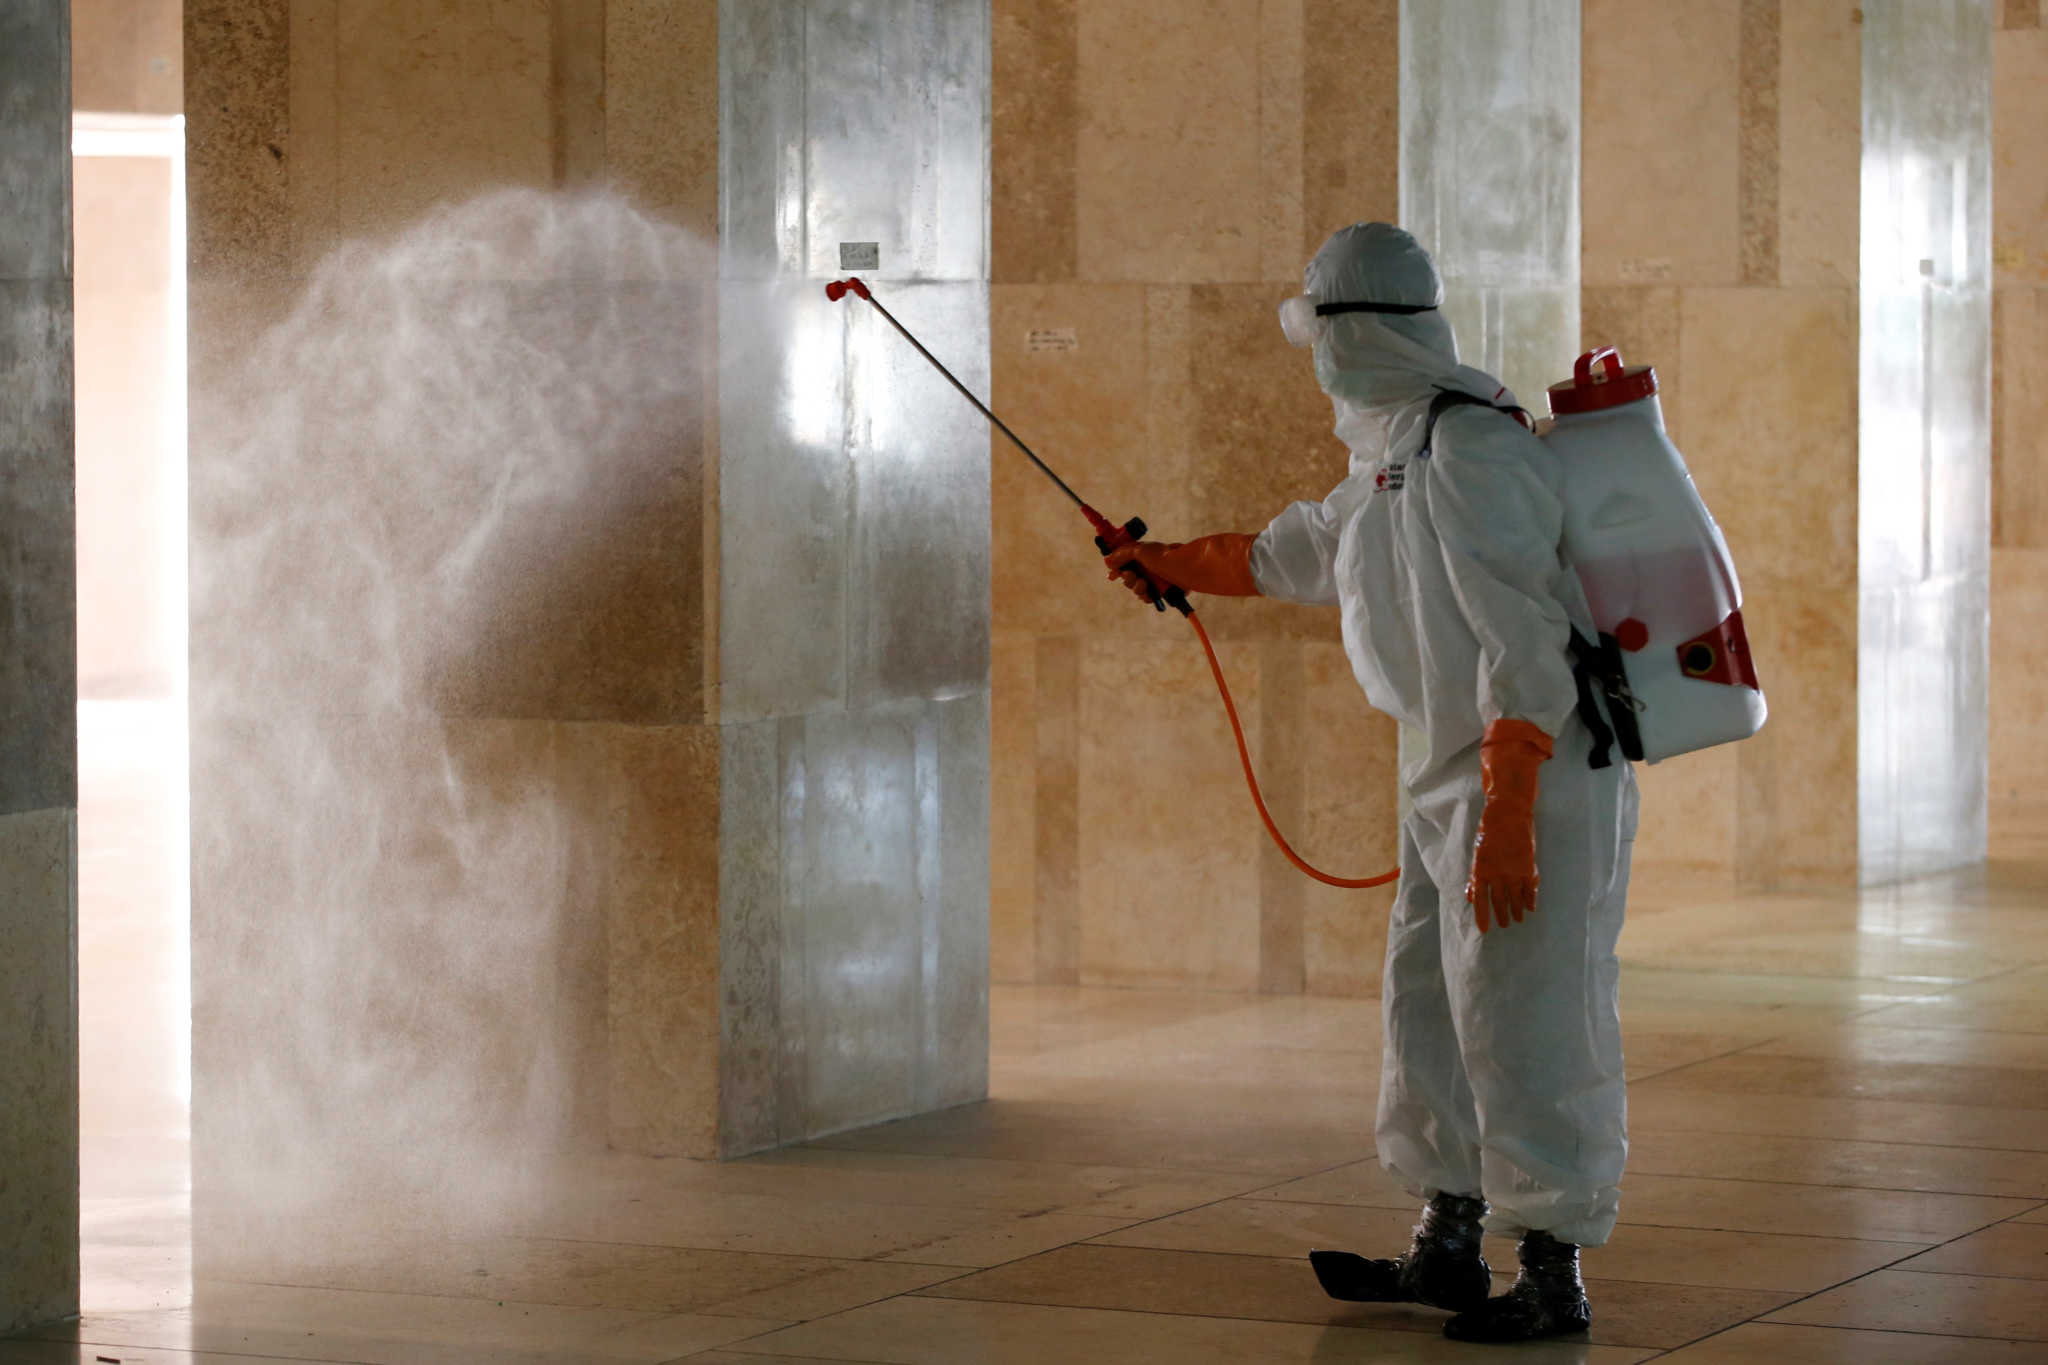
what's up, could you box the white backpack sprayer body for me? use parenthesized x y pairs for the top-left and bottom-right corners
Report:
(1540, 347), (1767, 765)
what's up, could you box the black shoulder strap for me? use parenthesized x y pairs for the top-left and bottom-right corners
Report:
(1417, 387), (1531, 460)
(1418, 386), (1637, 771)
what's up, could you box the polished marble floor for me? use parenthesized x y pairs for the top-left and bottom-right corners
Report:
(9, 722), (2048, 1362)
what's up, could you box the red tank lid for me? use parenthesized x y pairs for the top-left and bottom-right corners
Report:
(1548, 346), (1658, 416)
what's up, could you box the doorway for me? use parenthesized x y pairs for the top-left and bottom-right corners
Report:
(72, 108), (191, 1313)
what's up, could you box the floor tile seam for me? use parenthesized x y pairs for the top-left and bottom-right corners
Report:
(770, 1145), (1337, 1180)
(859, 1222), (1163, 1271)
(1830, 1003), (2048, 1032)
(1644, 1235), (1963, 1356)
(310, 1236), (872, 1269)
(763, 1147), (1294, 1181)
(1730, 1032), (2048, 1056)
(1627, 1123), (2048, 1158)
(660, 1345), (899, 1365)
(1231, 1151), (1383, 1202)
(1730, 1199), (2048, 1342)
(199, 1257), (834, 1298)
(888, 1251), (1856, 1341)
(684, 1291), (1531, 1354)
(239, 1236), (872, 1268)
(1934, 958), (2048, 988)
(1243, 1195), (2008, 1241)
(1060, 1241), (1315, 1266)
(1620, 965), (1952, 988)
(520, 1184), (1238, 1223)
(1832, 1023), (2048, 1038)
(792, 1135), (1306, 1181)
(1, 1328), (368, 1365)
(1618, 1037), (1803, 1086)
(897, 1284), (1461, 1339)
(1619, 1165), (2048, 1199)
(194, 1269), (852, 1320)
(1060, 1232), (1934, 1292)
(510, 1228), (1136, 1270)
(684, 1262), (987, 1324)
(891, 1281), (1703, 1353)
(770, 1154), (1294, 1186)
(1617, 964), (1970, 991)
(1856, 1259), (2048, 1285)
(1063, 1176), (1368, 1258)
(1110, 1193), (1941, 1250)
(22, 1318), (602, 1364)
(1598, 1216), (1946, 1245)
(196, 1269), (715, 1306)
(1759, 1311), (2048, 1343)
(1895, 1262), (2048, 1284)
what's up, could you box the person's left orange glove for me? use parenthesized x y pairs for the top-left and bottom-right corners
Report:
(1465, 718), (1553, 933)
(1104, 533), (1261, 602)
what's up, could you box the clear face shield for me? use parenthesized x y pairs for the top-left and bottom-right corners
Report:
(1278, 294), (1441, 348)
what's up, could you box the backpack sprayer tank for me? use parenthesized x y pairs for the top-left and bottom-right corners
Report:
(1544, 347), (1767, 764)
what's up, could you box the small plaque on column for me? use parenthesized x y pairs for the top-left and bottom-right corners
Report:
(839, 242), (880, 270)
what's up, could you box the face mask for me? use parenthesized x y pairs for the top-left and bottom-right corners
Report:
(1331, 396), (1384, 451)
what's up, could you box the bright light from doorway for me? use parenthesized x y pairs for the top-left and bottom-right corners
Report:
(72, 109), (192, 1313)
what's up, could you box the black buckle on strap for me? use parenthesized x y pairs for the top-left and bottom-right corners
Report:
(1568, 628), (1645, 770)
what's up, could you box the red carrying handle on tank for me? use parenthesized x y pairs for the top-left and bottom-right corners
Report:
(1575, 346), (1624, 386)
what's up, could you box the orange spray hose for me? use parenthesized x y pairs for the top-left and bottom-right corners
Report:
(1185, 611), (1400, 890)
(822, 276), (1397, 890)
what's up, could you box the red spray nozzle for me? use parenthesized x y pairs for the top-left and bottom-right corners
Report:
(825, 277), (871, 302)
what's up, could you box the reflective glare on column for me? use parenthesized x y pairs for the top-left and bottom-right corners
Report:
(716, 0), (991, 1155)
(1400, 0), (1581, 406)
(1396, 0), (1581, 791)
(1858, 0), (1993, 884)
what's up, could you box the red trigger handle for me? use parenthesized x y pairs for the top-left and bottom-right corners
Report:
(1088, 507), (1191, 617)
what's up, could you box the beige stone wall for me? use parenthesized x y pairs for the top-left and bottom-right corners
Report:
(1992, 5), (2048, 858)
(991, 0), (1880, 993)
(184, 0), (723, 1181)
(991, 0), (1402, 995)
(990, 0), (1891, 989)
(1582, 0), (1861, 889)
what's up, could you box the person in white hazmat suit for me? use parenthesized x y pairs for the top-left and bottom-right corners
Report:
(1104, 222), (1637, 1345)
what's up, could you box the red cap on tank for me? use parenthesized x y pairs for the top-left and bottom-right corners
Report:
(1548, 346), (1658, 416)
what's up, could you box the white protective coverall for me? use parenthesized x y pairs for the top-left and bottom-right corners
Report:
(1253, 223), (1639, 1248)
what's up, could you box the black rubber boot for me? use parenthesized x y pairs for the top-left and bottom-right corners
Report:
(1309, 1191), (1491, 1313)
(1441, 1229), (1592, 1343)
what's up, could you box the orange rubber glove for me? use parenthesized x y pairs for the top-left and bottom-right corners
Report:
(1103, 534), (1261, 602)
(1465, 718), (1554, 933)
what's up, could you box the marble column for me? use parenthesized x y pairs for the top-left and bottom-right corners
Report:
(1396, 0), (1580, 794)
(184, 2), (989, 1238)
(0, 0), (81, 1335)
(715, 0), (992, 1155)
(1858, 0), (1994, 883)
(1400, 0), (1580, 408)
